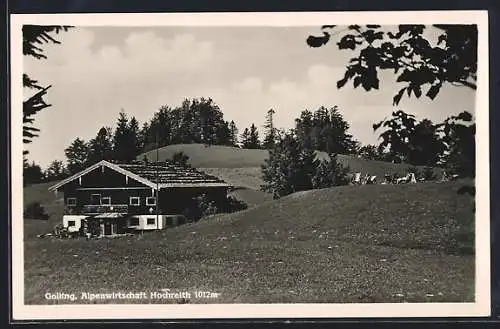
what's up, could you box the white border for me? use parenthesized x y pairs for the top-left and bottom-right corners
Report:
(11, 10), (490, 320)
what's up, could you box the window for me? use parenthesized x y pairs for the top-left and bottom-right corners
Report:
(67, 198), (77, 206)
(146, 197), (156, 206)
(130, 218), (140, 226)
(147, 218), (156, 225)
(68, 220), (75, 227)
(101, 197), (111, 205)
(129, 197), (140, 206)
(90, 194), (101, 205)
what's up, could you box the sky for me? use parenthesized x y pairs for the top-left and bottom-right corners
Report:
(23, 26), (476, 169)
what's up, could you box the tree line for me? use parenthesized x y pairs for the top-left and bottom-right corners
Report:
(260, 107), (475, 199)
(23, 97), (474, 188)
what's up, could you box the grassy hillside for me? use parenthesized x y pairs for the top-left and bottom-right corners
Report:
(23, 181), (61, 207)
(140, 143), (443, 176)
(24, 180), (474, 304)
(140, 144), (268, 168)
(201, 167), (264, 190)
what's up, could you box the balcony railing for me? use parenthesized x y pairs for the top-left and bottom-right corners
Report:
(82, 204), (129, 215)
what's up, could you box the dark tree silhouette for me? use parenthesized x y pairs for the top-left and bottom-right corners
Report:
(306, 25), (477, 105)
(229, 120), (239, 147)
(295, 106), (358, 155)
(23, 25), (72, 155)
(261, 130), (349, 199)
(438, 111), (475, 178)
(262, 108), (277, 149)
(88, 127), (114, 164)
(141, 98), (232, 149)
(240, 128), (250, 148)
(64, 137), (90, 174)
(246, 124), (261, 149)
(113, 110), (140, 163)
(23, 161), (45, 185)
(358, 144), (386, 161)
(373, 110), (445, 166)
(45, 160), (68, 181)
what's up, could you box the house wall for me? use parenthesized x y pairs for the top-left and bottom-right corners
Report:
(128, 215), (160, 230)
(127, 214), (190, 231)
(62, 165), (159, 215)
(158, 186), (228, 214)
(62, 215), (87, 232)
(59, 164), (228, 217)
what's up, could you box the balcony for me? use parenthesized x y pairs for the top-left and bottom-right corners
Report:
(64, 204), (129, 215)
(82, 204), (129, 215)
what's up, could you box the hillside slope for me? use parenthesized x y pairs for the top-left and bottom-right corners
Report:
(25, 180), (475, 303)
(23, 181), (61, 207)
(185, 179), (475, 255)
(140, 144), (442, 175)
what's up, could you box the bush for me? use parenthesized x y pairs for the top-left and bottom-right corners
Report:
(224, 196), (248, 213)
(261, 132), (350, 199)
(312, 155), (350, 189)
(422, 166), (437, 181)
(172, 152), (190, 167)
(24, 202), (49, 220)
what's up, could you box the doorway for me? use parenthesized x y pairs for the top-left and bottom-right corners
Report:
(103, 222), (112, 235)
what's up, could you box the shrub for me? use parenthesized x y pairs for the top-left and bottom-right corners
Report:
(312, 155), (350, 189)
(422, 166), (437, 181)
(24, 202), (49, 220)
(224, 196), (248, 213)
(261, 132), (350, 199)
(172, 151), (190, 167)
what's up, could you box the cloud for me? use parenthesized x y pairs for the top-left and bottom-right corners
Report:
(24, 28), (216, 167)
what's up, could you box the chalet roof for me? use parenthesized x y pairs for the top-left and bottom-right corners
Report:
(115, 162), (227, 186)
(48, 160), (230, 191)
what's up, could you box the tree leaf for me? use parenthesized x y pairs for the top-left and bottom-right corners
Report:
(337, 77), (348, 89)
(413, 85), (422, 98)
(393, 88), (406, 106)
(306, 33), (330, 48)
(426, 83), (441, 100)
(373, 121), (383, 131)
(353, 76), (362, 88)
(457, 111), (473, 122)
(337, 34), (357, 50)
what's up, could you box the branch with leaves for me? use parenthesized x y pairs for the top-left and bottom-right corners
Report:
(307, 24), (477, 105)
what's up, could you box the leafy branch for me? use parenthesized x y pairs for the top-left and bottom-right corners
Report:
(306, 24), (477, 105)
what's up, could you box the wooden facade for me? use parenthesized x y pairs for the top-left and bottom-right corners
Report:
(50, 160), (230, 236)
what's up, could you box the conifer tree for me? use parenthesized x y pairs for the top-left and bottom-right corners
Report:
(45, 160), (68, 181)
(247, 123), (261, 149)
(262, 108), (277, 149)
(88, 127), (114, 164)
(240, 128), (251, 149)
(23, 25), (72, 155)
(64, 137), (90, 174)
(229, 120), (239, 147)
(128, 116), (141, 158)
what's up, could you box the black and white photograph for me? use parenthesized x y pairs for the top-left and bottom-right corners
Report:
(11, 11), (490, 320)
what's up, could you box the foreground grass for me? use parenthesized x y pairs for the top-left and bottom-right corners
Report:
(24, 180), (475, 304)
